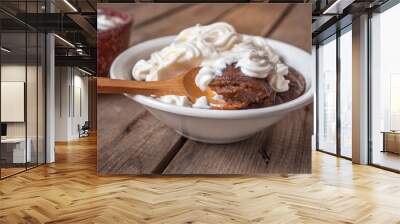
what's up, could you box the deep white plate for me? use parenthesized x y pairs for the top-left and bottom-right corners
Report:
(110, 36), (313, 143)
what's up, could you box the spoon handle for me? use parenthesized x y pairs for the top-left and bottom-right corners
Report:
(97, 77), (183, 96)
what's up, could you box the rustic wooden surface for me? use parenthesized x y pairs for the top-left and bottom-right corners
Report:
(164, 104), (313, 174)
(97, 3), (312, 174)
(97, 95), (184, 174)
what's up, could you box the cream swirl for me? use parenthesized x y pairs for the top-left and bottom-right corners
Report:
(242, 35), (281, 64)
(200, 22), (238, 51)
(132, 22), (292, 107)
(175, 24), (201, 42)
(192, 96), (210, 109)
(236, 50), (274, 78)
(150, 42), (201, 67)
(269, 73), (290, 92)
(132, 59), (154, 81)
(97, 11), (124, 31)
(158, 95), (191, 107)
(176, 22), (239, 52)
(133, 42), (202, 81)
(195, 66), (214, 91)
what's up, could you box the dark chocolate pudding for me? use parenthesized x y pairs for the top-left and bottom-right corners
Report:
(208, 64), (305, 110)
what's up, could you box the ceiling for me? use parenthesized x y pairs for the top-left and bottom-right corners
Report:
(0, 0), (96, 73)
(1, 0), (394, 73)
(311, 0), (391, 43)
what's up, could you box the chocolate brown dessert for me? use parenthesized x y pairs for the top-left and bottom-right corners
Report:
(208, 64), (305, 110)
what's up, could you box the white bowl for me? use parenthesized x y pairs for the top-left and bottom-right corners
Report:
(110, 36), (313, 143)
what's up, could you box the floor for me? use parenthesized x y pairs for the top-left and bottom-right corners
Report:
(1, 167), (25, 178)
(1, 163), (44, 179)
(372, 150), (400, 171)
(0, 136), (400, 223)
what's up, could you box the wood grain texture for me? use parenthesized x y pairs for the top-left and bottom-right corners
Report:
(220, 3), (289, 36)
(97, 3), (313, 174)
(97, 68), (203, 103)
(164, 105), (312, 174)
(97, 94), (182, 174)
(1, 137), (400, 223)
(127, 3), (241, 45)
(268, 4), (312, 52)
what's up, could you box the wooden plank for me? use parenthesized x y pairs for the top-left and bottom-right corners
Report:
(163, 104), (313, 174)
(269, 4), (312, 52)
(128, 3), (241, 45)
(217, 3), (311, 51)
(219, 3), (289, 36)
(97, 94), (183, 174)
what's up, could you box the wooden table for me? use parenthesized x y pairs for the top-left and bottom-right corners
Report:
(1, 138), (32, 164)
(381, 131), (400, 154)
(97, 3), (313, 175)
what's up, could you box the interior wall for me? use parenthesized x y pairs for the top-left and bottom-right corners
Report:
(54, 67), (89, 141)
(1, 64), (39, 139)
(1, 63), (44, 166)
(75, 73), (89, 123)
(55, 66), (69, 141)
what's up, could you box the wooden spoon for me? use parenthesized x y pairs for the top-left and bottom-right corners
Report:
(97, 67), (206, 103)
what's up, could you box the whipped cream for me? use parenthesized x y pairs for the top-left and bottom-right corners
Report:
(158, 95), (191, 107)
(97, 10), (124, 31)
(192, 96), (210, 109)
(157, 95), (211, 109)
(132, 22), (290, 108)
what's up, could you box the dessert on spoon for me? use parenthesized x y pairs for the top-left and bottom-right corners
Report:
(97, 67), (206, 104)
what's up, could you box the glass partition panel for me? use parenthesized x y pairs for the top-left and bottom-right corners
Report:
(0, 0), (46, 179)
(38, 32), (45, 165)
(317, 37), (337, 154)
(27, 31), (38, 169)
(371, 3), (400, 171)
(339, 28), (352, 158)
(1, 31), (27, 177)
